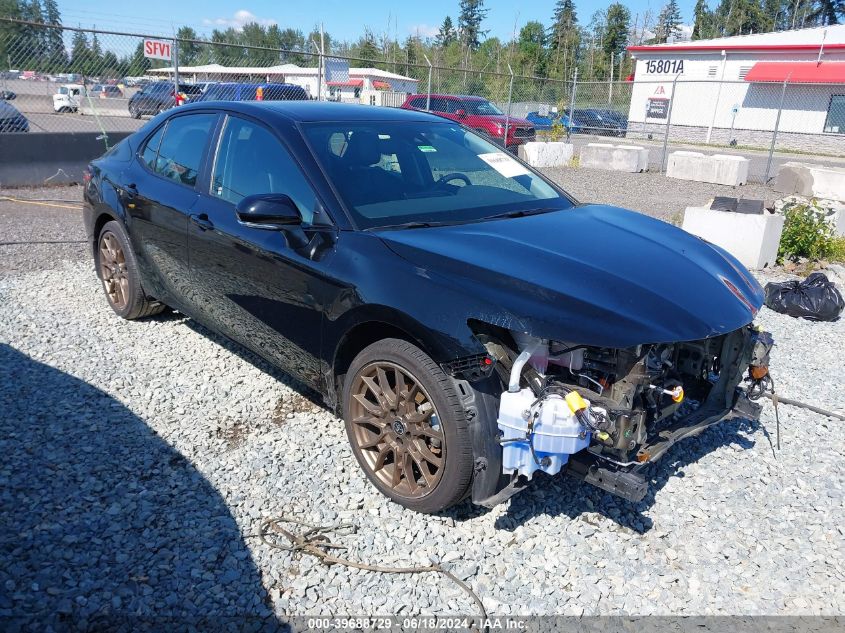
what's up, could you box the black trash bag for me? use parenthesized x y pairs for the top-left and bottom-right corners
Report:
(764, 272), (844, 321)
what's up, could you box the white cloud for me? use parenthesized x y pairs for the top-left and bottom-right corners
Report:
(408, 23), (439, 39)
(202, 9), (276, 31)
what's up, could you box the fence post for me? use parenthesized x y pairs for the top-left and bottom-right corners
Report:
(423, 54), (432, 111)
(661, 73), (681, 172)
(765, 76), (790, 183)
(172, 38), (180, 100)
(310, 39), (322, 101)
(609, 52), (614, 104)
(505, 63), (514, 150)
(567, 68), (578, 140)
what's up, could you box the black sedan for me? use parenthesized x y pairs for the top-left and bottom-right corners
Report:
(83, 102), (769, 513)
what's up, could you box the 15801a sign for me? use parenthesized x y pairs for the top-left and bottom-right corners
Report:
(644, 59), (684, 74)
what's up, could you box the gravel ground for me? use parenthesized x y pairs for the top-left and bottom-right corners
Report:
(0, 185), (86, 273)
(0, 183), (843, 623)
(542, 166), (776, 221)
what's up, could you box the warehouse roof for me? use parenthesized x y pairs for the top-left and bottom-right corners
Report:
(149, 63), (417, 82)
(629, 23), (845, 53)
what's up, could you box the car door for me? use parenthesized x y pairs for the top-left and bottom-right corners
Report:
(187, 113), (337, 389)
(120, 112), (218, 308)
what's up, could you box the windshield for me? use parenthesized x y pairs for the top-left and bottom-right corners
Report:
(464, 99), (503, 116)
(304, 121), (570, 230)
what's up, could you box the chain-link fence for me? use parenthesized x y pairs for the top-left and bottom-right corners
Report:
(2, 18), (844, 185)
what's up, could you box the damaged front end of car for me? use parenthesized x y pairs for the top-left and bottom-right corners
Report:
(465, 324), (774, 507)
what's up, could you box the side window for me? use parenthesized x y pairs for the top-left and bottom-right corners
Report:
(153, 113), (216, 187)
(428, 97), (447, 112)
(140, 125), (165, 170)
(409, 97), (425, 109)
(211, 116), (320, 225)
(445, 99), (462, 113)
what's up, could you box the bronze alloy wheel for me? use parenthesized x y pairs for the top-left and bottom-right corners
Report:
(348, 361), (445, 499)
(99, 231), (129, 310)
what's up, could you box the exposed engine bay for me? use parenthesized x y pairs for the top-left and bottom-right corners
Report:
(471, 325), (774, 505)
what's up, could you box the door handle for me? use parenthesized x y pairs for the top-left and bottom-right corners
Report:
(189, 213), (214, 231)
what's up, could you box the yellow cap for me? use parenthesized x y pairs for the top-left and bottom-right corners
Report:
(565, 391), (588, 414)
(670, 385), (684, 403)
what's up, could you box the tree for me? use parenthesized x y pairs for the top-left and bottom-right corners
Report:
(1, 0), (26, 69)
(176, 26), (199, 66)
(41, 0), (66, 69)
(715, 0), (767, 35)
(516, 20), (547, 76)
(307, 26), (332, 54)
(404, 34), (421, 74)
(70, 29), (92, 74)
(692, 0), (716, 39)
(603, 3), (630, 64)
(655, 0), (684, 43)
(357, 28), (380, 62)
(807, 0), (845, 25)
(128, 41), (151, 76)
(458, 0), (488, 51)
(435, 15), (457, 48)
(549, 0), (580, 79)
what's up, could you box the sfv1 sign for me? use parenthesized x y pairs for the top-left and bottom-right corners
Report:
(143, 39), (172, 61)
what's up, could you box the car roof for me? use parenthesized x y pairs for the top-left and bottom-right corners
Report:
(177, 100), (447, 123)
(409, 94), (487, 101)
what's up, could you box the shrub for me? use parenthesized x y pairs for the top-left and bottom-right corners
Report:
(830, 237), (845, 263)
(777, 200), (836, 263)
(549, 119), (565, 142)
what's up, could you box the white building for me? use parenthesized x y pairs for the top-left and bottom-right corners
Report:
(149, 62), (418, 105)
(626, 24), (845, 151)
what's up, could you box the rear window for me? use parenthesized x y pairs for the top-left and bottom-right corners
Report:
(263, 85), (307, 101)
(204, 85), (239, 100)
(180, 84), (203, 95)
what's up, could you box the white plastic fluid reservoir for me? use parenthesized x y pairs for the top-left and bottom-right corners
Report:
(498, 389), (591, 478)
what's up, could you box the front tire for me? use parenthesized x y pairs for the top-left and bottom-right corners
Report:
(96, 220), (164, 320)
(342, 339), (474, 513)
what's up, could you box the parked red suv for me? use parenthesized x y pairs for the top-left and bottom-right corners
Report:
(401, 94), (535, 151)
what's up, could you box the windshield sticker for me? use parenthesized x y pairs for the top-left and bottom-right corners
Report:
(418, 145), (437, 152)
(478, 152), (530, 178)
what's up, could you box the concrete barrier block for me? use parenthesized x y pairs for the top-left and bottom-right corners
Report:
(580, 143), (649, 173)
(518, 141), (574, 168)
(775, 162), (845, 202)
(682, 207), (784, 270)
(667, 151), (749, 186)
(79, 99), (131, 118)
(712, 154), (749, 186)
(666, 151), (706, 181)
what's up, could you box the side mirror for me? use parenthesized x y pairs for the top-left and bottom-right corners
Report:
(455, 108), (467, 118)
(236, 193), (301, 229)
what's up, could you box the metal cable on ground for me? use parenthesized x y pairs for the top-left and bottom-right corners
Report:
(0, 195), (83, 210)
(256, 516), (489, 631)
(761, 392), (845, 421)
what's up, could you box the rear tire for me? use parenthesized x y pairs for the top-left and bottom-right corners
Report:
(342, 338), (474, 513)
(96, 220), (165, 320)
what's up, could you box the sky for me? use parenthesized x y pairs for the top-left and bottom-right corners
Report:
(56, 0), (697, 42)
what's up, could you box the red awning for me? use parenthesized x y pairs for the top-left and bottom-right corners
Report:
(744, 61), (845, 83)
(326, 79), (364, 88)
